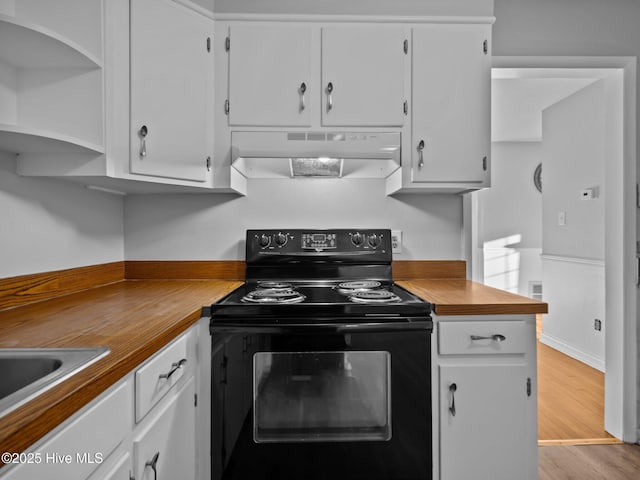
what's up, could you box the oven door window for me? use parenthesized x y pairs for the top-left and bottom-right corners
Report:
(253, 351), (391, 443)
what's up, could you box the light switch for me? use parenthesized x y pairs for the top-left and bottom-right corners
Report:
(558, 211), (566, 226)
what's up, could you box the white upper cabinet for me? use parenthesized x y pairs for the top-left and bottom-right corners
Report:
(321, 25), (406, 127)
(13, 0), (220, 193)
(410, 24), (491, 189)
(224, 23), (407, 128)
(228, 24), (312, 127)
(130, 0), (214, 182)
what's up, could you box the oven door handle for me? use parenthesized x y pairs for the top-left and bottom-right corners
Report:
(210, 319), (433, 334)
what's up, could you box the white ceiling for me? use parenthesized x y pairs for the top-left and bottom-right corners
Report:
(491, 76), (597, 142)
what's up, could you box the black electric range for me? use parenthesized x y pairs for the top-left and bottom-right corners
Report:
(209, 229), (433, 480)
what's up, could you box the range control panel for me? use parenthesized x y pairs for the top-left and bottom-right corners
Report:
(246, 229), (391, 263)
(301, 233), (337, 250)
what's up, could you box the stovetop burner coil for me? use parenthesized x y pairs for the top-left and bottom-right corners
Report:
(337, 280), (382, 290)
(257, 281), (293, 289)
(241, 287), (306, 304)
(348, 290), (401, 303)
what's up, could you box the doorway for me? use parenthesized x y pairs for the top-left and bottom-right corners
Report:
(464, 56), (637, 443)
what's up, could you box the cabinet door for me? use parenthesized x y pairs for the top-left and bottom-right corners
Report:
(228, 24), (312, 126)
(0, 381), (131, 480)
(412, 25), (490, 184)
(130, 0), (213, 182)
(439, 364), (529, 480)
(133, 378), (196, 480)
(321, 25), (406, 127)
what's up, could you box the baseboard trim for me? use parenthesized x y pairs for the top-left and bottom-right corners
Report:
(538, 438), (622, 446)
(539, 332), (605, 372)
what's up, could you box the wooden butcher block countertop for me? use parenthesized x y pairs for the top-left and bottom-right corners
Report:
(0, 279), (241, 459)
(397, 279), (548, 316)
(0, 259), (547, 459)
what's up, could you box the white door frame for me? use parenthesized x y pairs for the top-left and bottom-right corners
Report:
(463, 56), (637, 442)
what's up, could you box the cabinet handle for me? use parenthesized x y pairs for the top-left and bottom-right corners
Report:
(139, 125), (148, 159)
(145, 451), (159, 480)
(470, 334), (506, 342)
(449, 383), (457, 417)
(326, 82), (333, 112)
(417, 140), (425, 168)
(299, 82), (307, 112)
(159, 358), (187, 380)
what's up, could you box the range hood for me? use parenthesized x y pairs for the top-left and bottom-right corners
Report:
(230, 131), (401, 179)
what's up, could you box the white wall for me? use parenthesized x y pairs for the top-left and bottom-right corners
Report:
(539, 81), (606, 370)
(0, 152), (124, 278)
(542, 81), (605, 260)
(123, 180), (462, 260)
(542, 257), (605, 371)
(476, 142), (543, 296)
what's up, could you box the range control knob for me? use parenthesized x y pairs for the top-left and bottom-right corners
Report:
(259, 234), (271, 248)
(275, 232), (288, 246)
(351, 232), (364, 246)
(368, 234), (380, 248)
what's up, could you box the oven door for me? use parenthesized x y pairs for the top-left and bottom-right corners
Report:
(211, 320), (432, 480)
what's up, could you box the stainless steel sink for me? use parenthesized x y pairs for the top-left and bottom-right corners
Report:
(0, 347), (110, 418)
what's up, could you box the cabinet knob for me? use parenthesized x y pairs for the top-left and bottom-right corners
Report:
(326, 82), (333, 112)
(139, 125), (148, 159)
(417, 140), (425, 169)
(145, 451), (159, 480)
(299, 82), (307, 112)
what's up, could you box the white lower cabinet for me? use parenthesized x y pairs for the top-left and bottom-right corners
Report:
(434, 315), (538, 480)
(0, 320), (208, 480)
(0, 381), (131, 480)
(133, 378), (196, 480)
(439, 363), (528, 480)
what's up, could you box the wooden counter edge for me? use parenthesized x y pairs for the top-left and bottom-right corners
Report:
(0, 307), (204, 460)
(397, 279), (549, 316)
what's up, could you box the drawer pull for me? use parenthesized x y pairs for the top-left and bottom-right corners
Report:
(159, 358), (187, 380)
(470, 334), (506, 342)
(145, 451), (159, 480)
(449, 383), (457, 417)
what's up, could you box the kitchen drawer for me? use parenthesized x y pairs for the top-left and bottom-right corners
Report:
(135, 332), (189, 422)
(438, 321), (528, 355)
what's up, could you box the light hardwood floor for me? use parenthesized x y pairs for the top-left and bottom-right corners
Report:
(539, 444), (640, 479)
(537, 340), (618, 444)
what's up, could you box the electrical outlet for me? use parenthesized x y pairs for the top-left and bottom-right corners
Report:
(391, 230), (402, 254)
(594, 318), (602, 331)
